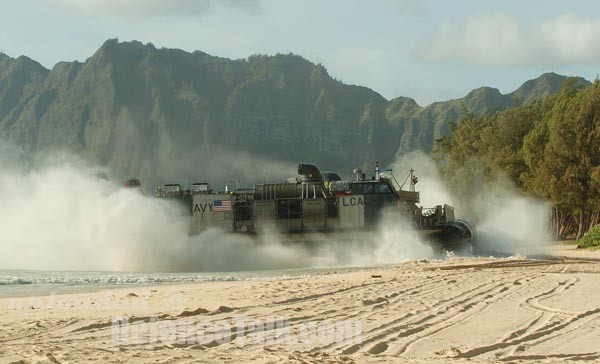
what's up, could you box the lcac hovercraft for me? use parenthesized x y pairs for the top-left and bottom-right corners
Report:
(154, 162), (475, 253)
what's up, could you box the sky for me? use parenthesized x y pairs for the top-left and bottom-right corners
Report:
(1, 0), (600, 105)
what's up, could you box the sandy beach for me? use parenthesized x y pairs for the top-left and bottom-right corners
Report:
(2, 244), (600, 363)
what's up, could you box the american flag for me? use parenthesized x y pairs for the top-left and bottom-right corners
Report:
(213, 199), (232, 212)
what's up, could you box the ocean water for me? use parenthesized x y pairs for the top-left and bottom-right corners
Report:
(0, 267), (362, 298)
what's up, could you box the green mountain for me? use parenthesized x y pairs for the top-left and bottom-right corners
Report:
(0, 39), (590, 185)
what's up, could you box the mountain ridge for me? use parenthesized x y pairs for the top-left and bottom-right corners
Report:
(0, 39), (590, 185)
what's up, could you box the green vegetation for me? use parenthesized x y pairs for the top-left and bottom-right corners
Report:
(579, 224), (600, 247)
(436, 80), (600, 240)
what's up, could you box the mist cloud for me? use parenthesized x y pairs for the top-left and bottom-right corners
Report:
(0, 144), (435, 272)
(421, 13), (600, 66)
(390, 151), (550, 256)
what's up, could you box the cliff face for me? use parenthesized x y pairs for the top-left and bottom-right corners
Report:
(0, 39), (588, 185)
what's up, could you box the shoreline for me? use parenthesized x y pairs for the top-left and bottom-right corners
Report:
(0, 242), (593, 299)
(0, 264), (391, 299)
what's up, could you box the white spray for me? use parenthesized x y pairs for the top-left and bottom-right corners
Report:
(0, 147), (435, 272)
(0, 146), (551, 272)
(390, 152), (551, 256)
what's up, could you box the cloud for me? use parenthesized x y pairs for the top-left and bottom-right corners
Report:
(54, 0), (260, 18)
(420, 13), (600, 66)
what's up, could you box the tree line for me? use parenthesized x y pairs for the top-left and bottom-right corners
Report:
(435, 79), (600, 240)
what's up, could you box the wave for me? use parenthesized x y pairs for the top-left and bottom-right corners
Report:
(0, 269), (317, 287)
